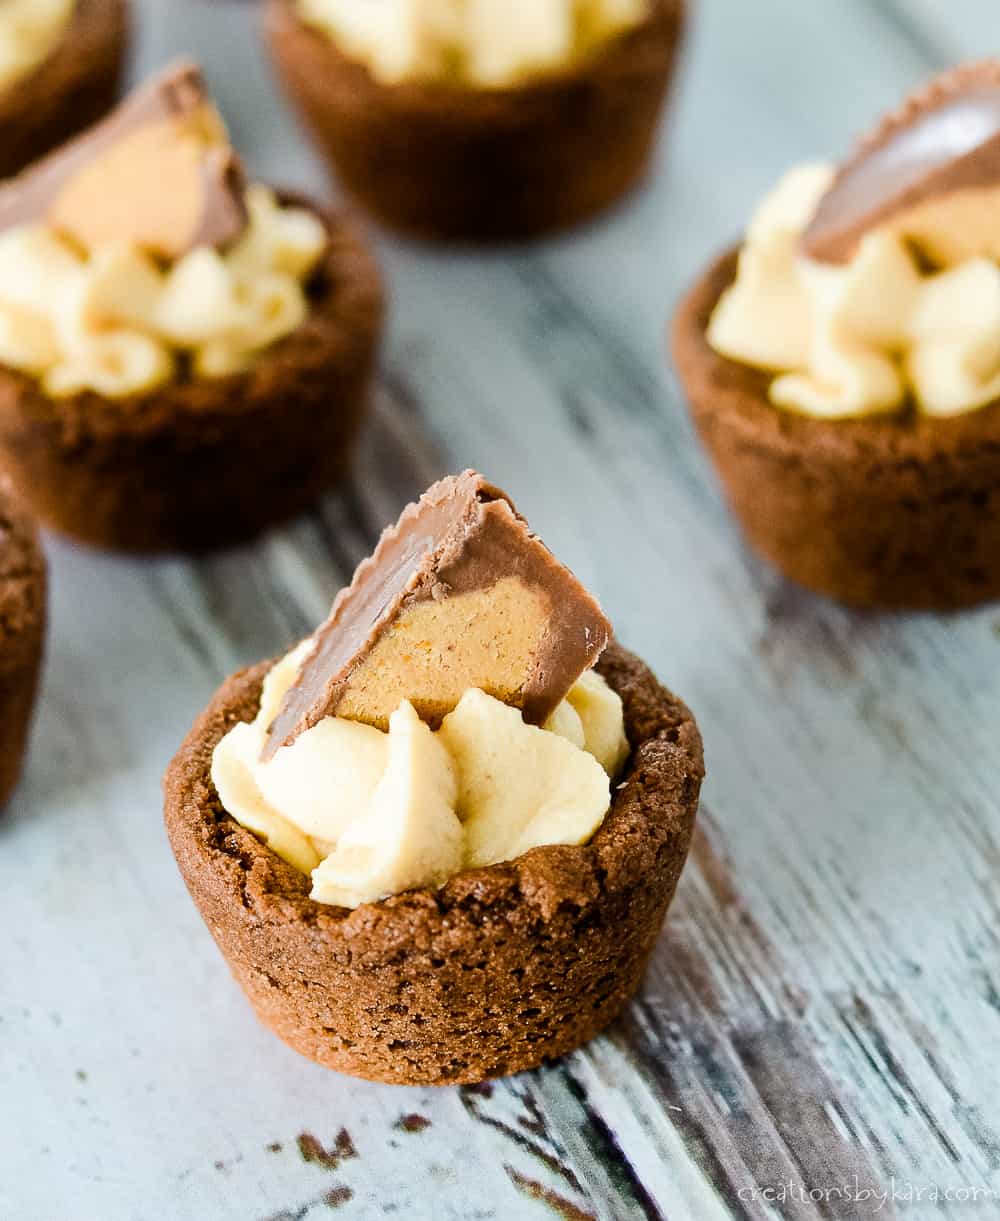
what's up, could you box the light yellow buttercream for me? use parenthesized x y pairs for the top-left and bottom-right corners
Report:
(0, 0), (74, 93)
(297, 0), (648, 87)
(708, 162), (1000, 419)
(0, 186), (326, 398)
(211, 642), (629, 909)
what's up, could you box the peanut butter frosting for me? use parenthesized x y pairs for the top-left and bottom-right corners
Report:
(297, 0), (649, 88)
(213, 642), (629, 909)
(0, 0), (74, 94)
(707, 62), (1000, 420)
(0, 185), (327, 398)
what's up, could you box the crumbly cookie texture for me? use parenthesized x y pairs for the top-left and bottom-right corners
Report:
(708, 63), (1000, 420)
(0, 185), (327, 398)
(164, 642), (703, 1084)
(0, 0), (74, 93)
(297, 0), (649, 87)
(0, 478), (46, 811)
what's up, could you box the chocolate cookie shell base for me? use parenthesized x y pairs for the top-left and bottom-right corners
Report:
(0, 0), (129, 180)
(163, 643), (704, 1086)
(264, 0), (684, 243)
(0, 481), (46, 811)
(673, 249), (1000, 609)
(0, 200), (383, 554)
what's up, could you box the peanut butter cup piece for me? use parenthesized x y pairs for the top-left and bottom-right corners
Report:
(802, 61), (1000, 264)
(264, 471), (612, 754)
(0, 60), (247, 259)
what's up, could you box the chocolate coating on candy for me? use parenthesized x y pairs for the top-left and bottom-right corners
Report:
(0, 60), (247, 258)
(802, 61), (1000, 264)
(263, 471), (612, 758)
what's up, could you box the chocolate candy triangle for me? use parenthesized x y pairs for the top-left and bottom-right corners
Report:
(0, 60), (247, 259)
(803, 61), (1000, 263)
(263, 471), (612, 757)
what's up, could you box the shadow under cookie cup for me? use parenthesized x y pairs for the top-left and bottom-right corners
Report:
(672, 248), (1000, 610)
(163, 642), (704, 1086)
(263, 0), (685, 243)
(0, 197), (384, 555)
(0, 0), (130, 181)
(0, 480), (46, 811)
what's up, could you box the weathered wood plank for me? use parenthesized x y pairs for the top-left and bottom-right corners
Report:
(877, 0), (1000, 63)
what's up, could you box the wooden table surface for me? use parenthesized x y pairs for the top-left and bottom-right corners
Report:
(4, 2), (1000, 1218)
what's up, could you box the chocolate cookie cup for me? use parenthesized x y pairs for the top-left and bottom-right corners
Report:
(0, 198), (383, 554)
(264, 0), (684, 243)
(0, 479), (46, 810)
(163, 642), (703, 1085)
(0, 0), (130, 181)
(673, 248), (1000, 609)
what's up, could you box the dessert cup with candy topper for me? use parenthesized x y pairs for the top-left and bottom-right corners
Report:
(265, 0), (686, 242)
(0, 0), (130, 180)
(673, 62), (1000, 609)
(0, 477), (46, 811)
(0, 62), (383, 554)
(164, 472), (704, 1085)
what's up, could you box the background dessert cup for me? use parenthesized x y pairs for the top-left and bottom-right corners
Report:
(0, 198), (383, 554)
(0, 478), (46, 810)
(163, 642), (703, 1085)
(673, 249), (1000, 609)
(674, 62), (1000, 610)
(264, 0), (685, 243)
(0, 0), (130, 180)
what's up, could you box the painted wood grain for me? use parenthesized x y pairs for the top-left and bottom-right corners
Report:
(2, 1), (1000, 1219)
